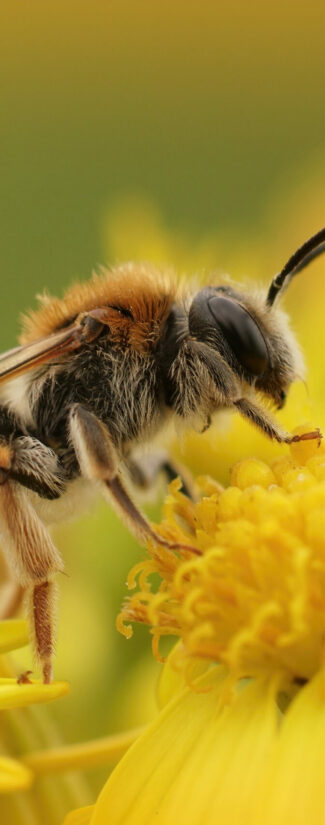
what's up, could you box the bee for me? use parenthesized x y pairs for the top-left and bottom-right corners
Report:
(0, 228), (324, 683)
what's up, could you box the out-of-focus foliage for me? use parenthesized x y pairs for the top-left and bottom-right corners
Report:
(1, 1), (325, 345)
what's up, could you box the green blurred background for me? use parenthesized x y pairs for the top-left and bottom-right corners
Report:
(1, 0), (325, 817)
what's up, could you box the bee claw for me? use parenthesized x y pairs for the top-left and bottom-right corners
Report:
(17, 670), (33, 685)
(290, 429), (322, 443)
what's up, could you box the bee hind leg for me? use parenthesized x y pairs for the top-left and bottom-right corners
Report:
(0, 479), (63, 683)
(0, 429), (66, 680)
(69, 404), (200, 556)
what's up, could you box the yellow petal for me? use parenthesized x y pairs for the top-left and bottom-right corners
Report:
(63, 806), (94, 825)
(254, 670), (325, 825)
(90, 669), (278, 825)
(0, 678), (69, 709)
(0, 755), (33, 793)
(0, 619), (29, 653)
(25, 727), (145, 775)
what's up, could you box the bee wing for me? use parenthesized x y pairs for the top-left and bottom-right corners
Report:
(0, 323), (84, 386)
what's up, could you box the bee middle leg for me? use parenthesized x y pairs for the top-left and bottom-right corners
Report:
(69, 404), (200, 555)
(125, 450), (198, 501)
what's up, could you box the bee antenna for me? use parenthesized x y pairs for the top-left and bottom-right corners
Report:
(266, 227), (325, 307)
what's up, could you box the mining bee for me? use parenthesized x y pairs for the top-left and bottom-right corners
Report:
(0, 229), (324, 682)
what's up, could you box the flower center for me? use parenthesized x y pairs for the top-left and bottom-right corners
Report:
(118, 424), (325, 686)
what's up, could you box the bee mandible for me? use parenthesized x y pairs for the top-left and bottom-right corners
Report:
(0, 228), (324, 682)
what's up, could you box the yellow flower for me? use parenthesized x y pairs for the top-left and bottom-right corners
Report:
(64, 424), (325, 825)
(119, 422), (325, 684)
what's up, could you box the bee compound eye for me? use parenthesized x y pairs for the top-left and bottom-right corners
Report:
(207, 296), (269, 376)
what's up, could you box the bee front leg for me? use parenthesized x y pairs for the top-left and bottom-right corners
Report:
(69, 405), (200, 555)
(0, 480), (63, 683)
(234, 398), (321, 444)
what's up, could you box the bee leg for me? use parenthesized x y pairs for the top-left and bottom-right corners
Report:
(126, 451), (198, 501)
(0, 479), (63, 683)
(0, 434), (24, 621)
(69, 405), (200, 555)
(30, 579), (57, 684)
(234, 398), (321, 444)
(0, 431), (65, 632)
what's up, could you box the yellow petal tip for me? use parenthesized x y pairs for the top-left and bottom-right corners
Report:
(0, 678), (70, 709)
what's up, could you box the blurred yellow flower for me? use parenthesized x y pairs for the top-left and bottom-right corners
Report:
(64, 426), (325, 825)
(0, 619), (68, 796)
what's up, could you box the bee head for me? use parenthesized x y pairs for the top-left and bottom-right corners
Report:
(158, 229), (324, 417)
(188, 284), (301, 409)
(188, 227), (325, 409)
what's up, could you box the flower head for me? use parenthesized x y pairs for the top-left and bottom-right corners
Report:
(118, 423), (325, 689)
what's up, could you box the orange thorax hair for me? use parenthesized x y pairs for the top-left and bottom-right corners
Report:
(20, 264), (179, 354)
